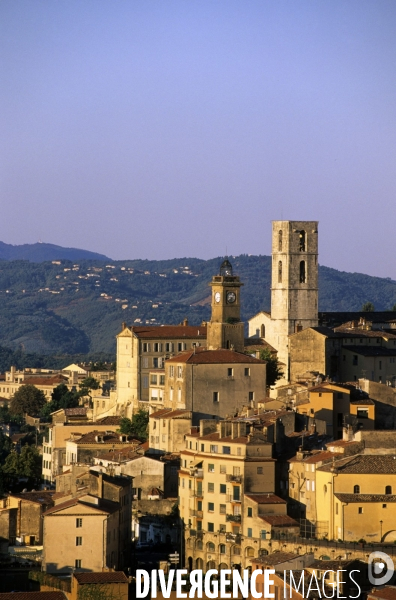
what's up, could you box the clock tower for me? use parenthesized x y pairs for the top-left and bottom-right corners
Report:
(207, 259), (244, 352)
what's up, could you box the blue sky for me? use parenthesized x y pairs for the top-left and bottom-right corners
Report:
(1, 1), (396, 277)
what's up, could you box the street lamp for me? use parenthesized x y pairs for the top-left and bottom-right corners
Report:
(380, 520), (383, 542)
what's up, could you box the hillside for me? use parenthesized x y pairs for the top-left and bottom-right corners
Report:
(0, 255), (395, 356)
(0, 241), (109, 262)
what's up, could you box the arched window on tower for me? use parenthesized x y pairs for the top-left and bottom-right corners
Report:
(278, 230), (283, 251)
(300, 260), (306, 283)
(278, 261), (282, 283)
(353, 485), (360, 494)
(261, 324), (265, 338)
(299, 230), (306, 251)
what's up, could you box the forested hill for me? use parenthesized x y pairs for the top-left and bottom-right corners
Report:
(0, 241), (109, 262)
(0, 254), (396, 356)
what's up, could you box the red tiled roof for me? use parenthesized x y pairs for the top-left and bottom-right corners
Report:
(368, 587), (396, 600)
(44, 496), (119, 516)
(166, 349), (264, 364)
(64, 408), (87, 416)
(259, 515), (299, 527)
(22, 376), (68, 386)
(245, 494), (286, 504)
(131, 325), (206, 339)
(10, 491), (57, 505)
(289, 451), (334, 464)
(74, 572), (128, 584)
(149, 409), (191, 419)
(68, 430), (139, 445)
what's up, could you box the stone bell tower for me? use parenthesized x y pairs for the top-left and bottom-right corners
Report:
(207, 259), (245, 352)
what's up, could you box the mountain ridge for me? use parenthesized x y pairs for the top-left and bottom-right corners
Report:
(0, 241), (109, 262)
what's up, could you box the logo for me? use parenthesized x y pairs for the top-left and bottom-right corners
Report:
(368, 551), (395, 586)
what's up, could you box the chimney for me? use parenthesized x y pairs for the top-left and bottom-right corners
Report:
(10, 366), (15, 383)
(121, 322), (126, 331)
(183, 318), (188, 326)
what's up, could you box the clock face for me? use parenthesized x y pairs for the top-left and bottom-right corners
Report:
(226, 291), (236, 304)
(214, 292), (221, 303)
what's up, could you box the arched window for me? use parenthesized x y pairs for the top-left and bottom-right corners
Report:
(300, 260), (306, 283)
(299, 230), (306, 251)
(260, 324), (265, 338)
(219, 544), (226, 554)
(278, 230), (283, 251)
(353, 485), (360, 494)
(245, 547), (255, 557)
(196, 541), (203, 550)
(278, 261), (282, 283)
(386, 485), (392, 495)
(207, 542), (215, 552)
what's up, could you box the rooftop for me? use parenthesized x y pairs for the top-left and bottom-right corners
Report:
(259, 514), (299, 527)
(130, 325), (206, 339)
(252, 552), (297, 565)
(149, 409), (191, 419)
(318, 454), (396, 474)
(166, 348), (265, 364)
(73, 572), (128, 584)
(368, 587), (396, 600)
(335, 493), (396, 503)
(245, 493), (286, 504)
(0, 594), (66, 600)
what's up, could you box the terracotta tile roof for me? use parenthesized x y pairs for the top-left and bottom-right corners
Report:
(73, 572), (128, 584)
(166, 348), (264, 364)
(309, 559), (361, 570)
(244, 337), (277, 353)
(10, 491), (56, 505)
(0, 594), (67, 600)
(68, 430), (139, 445)
(96, 416), (121, 425)
(335, 493), (396, 503)
(335, 325), (396, 339)
(326, 440), (357, 447)
(289, 451), (334, 464)
(64, 407), (87, 416)
(95, 448), (143, 462)
(149, 409), (191, 419)
(245, 494), (286, 504)
(22, 375), (68, 386)
(259, 514), (299, 527)
(44, 495), (119, 516)
(131, 325), (206, 339)
(343, 345), (396, 356)
(318, 454), (396, 474)
(89, 470), (132, 488)
(368, 587), (396, 600)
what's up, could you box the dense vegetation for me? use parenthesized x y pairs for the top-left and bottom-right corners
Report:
(0, 255), (395, 358)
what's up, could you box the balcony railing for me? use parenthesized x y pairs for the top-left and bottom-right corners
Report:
(192, 469), (203, 479)
(226, 514), (241, 523)
(190, 509), (204, 518)
(190, 490), (203, 498)
(226, 494), (241, 503)
(226, 474), (242, 483)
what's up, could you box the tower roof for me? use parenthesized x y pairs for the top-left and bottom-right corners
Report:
(220, 258), (233, 276)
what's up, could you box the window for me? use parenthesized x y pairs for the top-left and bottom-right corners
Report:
(260, 530), (267, 540)
(177, 366), (183, 378)
(248, 391), (254, 401)
(170, 387), (173, 400)
(222, 446), (231, 455)
(386, 486), (392, 495)
(142, 376), (149, 389)
(247, 528), (252, 538)
(247, 507), (252, 517)
(177, 388), (182, 402)
(208, 502), (214, 512)
(150, 375), (157, 385)
(257, 467), (263, 475)
(354, 485), (360, 494)
(220, 504), (226, 514)
(76, 537), (82, 546)
(75, 559), (82, 568)
(165, 342), (173, 352)
(245, 368), (250, 377)
(353, 355), (358, 366)
(142, 343), (150, 352)
(278, 230), (282, 251)
(208, 464), (215, 472)
(142, 357), (149, 369)
(237, 447), (242, 456)
(233, 466), (240, 476)
(178, 342), (186, 352)
(201, 444), (205, 452)
(208, 483), (214, 493)
(358, 507), (363, 514)
(220, 465), (226, 474)
(219, 524), (226, 533)
(76, 518), (82, 528)
(278, 261), (282, 283)
(213, 391), (219, 403)
(210, 445), (218, 453)
(197, 520), (202, 531)
(383, 504), (387, 509)
(228, 368), (234, 377)
(220, 544), (226, 554)
(160, 375), (165, 385)
(220, 484), (226, 494)
(299, 260), (306, 283)
(357, 408), (369, 419)
(153, 342), (162, 352)
(299, 230), (306, 251)
(169, 366), (174, 377)
(208, 522), (214, 532)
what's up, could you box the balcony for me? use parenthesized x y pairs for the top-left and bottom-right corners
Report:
(226, 514), (241, 523)
(226, 495), (241, 503)
(226, 474), (242, 483)
(190, 509), (204, 518)
(190, 490), (203, 498)
(191, 469), (203, 479)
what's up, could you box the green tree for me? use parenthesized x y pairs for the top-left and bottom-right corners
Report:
(3, 444), (42, 482)
(362, 302), (375, 312)
(79, 377), (100, 395)
(259, 348), (284, 388)
(10, 385), (46, 416)
(391, 304), (396, 311)
(119, 410), (149, 441)
(40, 383), (80, 421)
